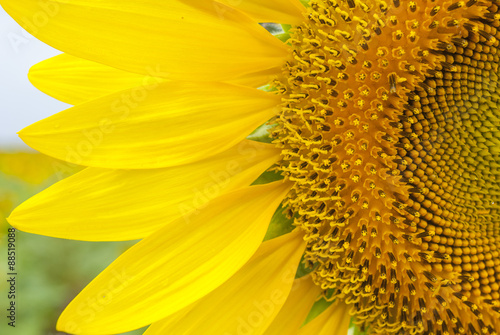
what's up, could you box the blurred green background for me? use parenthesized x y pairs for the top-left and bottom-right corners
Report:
(0, 150), (145, 335)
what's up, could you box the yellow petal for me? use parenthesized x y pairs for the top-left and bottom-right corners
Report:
(29, 53), (274, 106)
(56, 181), (291, 334)
(144, 230), (306, 335)
(0, 151), (80, 185)
(30, 53), (278, 107)
(217, 0), (305, 24)
(298, 301), (351, 335)
(2, 0), (288, 81)
(263, 276), (321, 334)
(29, 53), (165, 105)
(19, 81), (280, 169)
(28, 54), (281, 105)
(8, 140), (279, 241)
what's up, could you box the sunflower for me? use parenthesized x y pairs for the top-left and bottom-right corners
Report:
(3, 0), (500, 334)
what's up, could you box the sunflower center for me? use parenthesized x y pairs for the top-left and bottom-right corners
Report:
(273, 0), (500, 333)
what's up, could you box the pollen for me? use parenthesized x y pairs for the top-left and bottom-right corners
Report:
(273, 0), (500, 333)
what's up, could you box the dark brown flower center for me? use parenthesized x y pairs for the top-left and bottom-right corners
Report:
(273, 0), (500, 333)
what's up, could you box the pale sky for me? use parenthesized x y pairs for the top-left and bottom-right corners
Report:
(0, 7), (70, 148)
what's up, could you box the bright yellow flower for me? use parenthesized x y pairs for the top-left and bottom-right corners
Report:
(3, 0), (500, 334)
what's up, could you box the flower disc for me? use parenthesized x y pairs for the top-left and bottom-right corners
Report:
(274, 0), (500, 333)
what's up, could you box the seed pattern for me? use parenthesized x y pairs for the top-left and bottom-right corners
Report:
(273, 0), (500, 333)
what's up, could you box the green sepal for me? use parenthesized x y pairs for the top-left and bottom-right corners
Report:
(247, 122), (276, 143)
(281, 24), (292, 33)
(295, 254), (315, 278)
(275, 24), (293, 43)
(302, 295), (335, 326)
(263, 204), (294, 241)
(275, 32), (291, 43)
(259, 84), (277, 92)
(252, 168), (283, 185)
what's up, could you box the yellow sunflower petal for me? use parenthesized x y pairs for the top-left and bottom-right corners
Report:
(144, 229), (306, 335)
(28, 53), (271, 103)
(56, 181), (291, 334)
(8, 140), (279, 241)
(217, 0), (305, 24)
(18, 81), (280, 169)
(263, 276), (321, 334)
(1, 0), (288, 82)
(29, 57), (279, 105)
(298, 301), (351, 335)
(29, 53), (165, 105)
